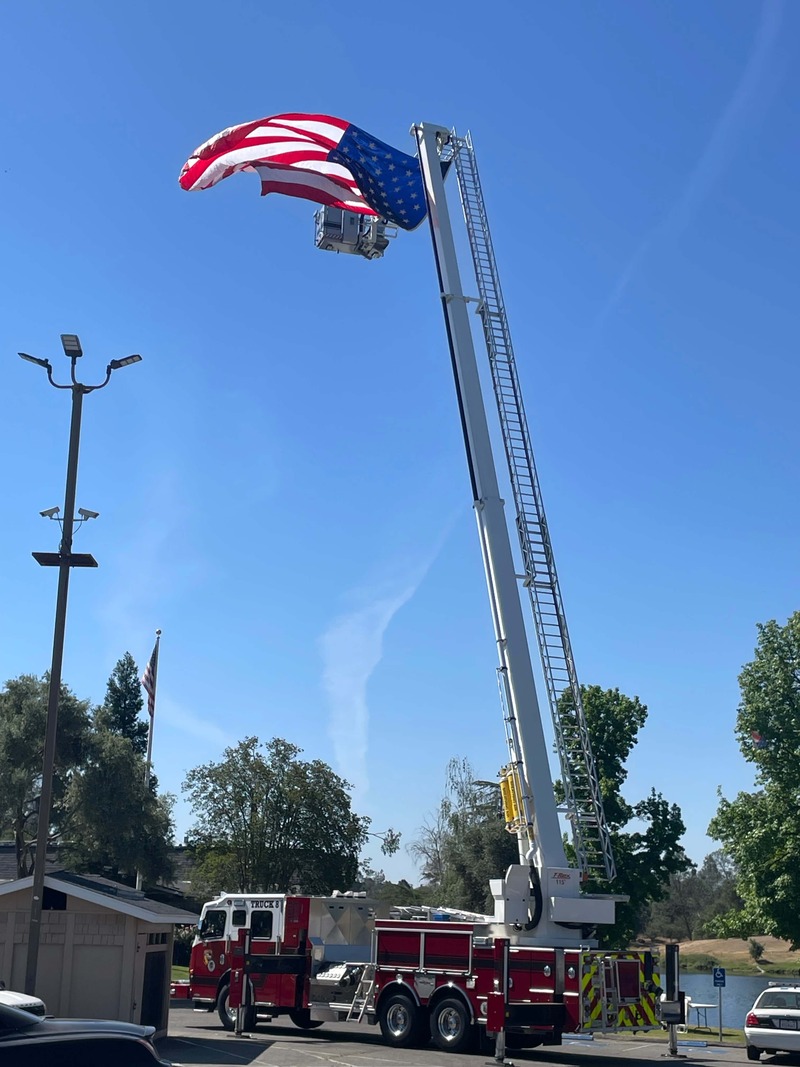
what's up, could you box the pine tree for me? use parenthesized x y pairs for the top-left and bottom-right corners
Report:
(95, 652), (149, 757)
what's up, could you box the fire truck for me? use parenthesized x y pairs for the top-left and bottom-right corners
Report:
(184, 123), (663, 1049)
(187, 891), (660, 1050)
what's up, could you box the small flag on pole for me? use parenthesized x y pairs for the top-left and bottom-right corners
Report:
(141, 631), (161, 719)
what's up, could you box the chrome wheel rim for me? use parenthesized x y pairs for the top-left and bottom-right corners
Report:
(436, 1006), (463, 1042)
(386, 1002), (410, 1037)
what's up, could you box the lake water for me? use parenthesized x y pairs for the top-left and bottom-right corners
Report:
(681, 973), (793, 1030)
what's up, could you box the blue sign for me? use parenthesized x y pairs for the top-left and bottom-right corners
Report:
(713, 966), (726, 987)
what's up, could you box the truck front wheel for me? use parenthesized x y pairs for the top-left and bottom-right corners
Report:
(217, 985), (256, 1031)
(379, 992), (424, 1048)
(429, 996), (475, 1053)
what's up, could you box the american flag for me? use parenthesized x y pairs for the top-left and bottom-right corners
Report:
(141, 638), (159, 719)
(179, 113), (426, 231)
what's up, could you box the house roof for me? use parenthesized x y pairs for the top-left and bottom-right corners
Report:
(0, 842), (59, 884)
(0, 870), (199, 925)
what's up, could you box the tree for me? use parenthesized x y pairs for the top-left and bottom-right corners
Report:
(94, 652), (149, 758)
(354, 860), (421, 905)
(64, 729), (175, 885)
(645, 850), (741, 941)
(749, 938), (765, 962)
(708, 612), (800, 947)
(410, 757), (518, 912)
(408, 802), (451, 894)
(0, 674), (91, 877)
(183, 737), (385, 894)
(556, 686), (690, 946)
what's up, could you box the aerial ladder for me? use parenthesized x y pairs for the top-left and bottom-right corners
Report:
(450, 131), (616, 886)
(317, 123), (619, 942)
(413, 124), (618, 941)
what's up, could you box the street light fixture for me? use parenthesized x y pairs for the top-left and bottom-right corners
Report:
(60, 334), (83, 358)
(108, 355), (142, 370)
(19, 334), (142, 996)
(19, 353), (51, 370)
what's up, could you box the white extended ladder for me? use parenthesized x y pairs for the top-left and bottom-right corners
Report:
(450, 131), (616, 883)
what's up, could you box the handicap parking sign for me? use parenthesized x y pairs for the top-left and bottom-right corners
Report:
(712, 966), (726, 987)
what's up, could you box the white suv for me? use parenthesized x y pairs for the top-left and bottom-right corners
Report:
(744, 982), (800, 1061)
(0, 985), (46, 1018)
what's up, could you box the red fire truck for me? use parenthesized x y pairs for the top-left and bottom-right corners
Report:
(186, 890), (660, 1050)
(182, 125), (665, 1050)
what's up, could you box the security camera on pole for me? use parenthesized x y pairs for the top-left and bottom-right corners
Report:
(18, 334), (142, 996)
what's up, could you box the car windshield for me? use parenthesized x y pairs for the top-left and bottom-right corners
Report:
(757, 991), (800, 1010)
(0, 1002), (42, 1032)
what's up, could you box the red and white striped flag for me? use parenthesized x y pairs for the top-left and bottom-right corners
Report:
(178, 112), (426, 231)
(141, 635), (160, 719)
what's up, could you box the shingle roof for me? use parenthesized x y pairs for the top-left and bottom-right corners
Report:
(0, 842), (60, 884)
(0, 869), (199, 925)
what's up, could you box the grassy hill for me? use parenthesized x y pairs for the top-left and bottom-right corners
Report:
(676, 936), (800, 976)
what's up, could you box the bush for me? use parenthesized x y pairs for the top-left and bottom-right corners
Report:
(172, 924), (196, 965)
(749, 939), (765, 962)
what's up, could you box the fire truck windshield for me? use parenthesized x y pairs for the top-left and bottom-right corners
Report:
(200, 909), (226, 939)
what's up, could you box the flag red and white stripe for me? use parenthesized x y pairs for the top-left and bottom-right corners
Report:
(141, 636), (160, 720)
(179, 113), (377, 216)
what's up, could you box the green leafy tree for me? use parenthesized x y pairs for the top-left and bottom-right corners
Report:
(749, 938), (765, 961)
(645, 850), (741, 941)
(183, 737), (387, 894)
(94, 652), (149, 758)
(708, 612), (800, 947)
(556, 686), (690, 947)
(64, 730), (174, 885)
(0, 674), (91, 877)
(354, 860), (421, 905)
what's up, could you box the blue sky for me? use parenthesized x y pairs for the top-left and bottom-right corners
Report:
(1, 1), (797, 886)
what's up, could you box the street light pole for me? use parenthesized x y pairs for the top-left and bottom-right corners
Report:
(19, 335), (142, 996)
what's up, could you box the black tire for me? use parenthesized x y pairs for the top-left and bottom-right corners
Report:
(746, 1046), (761, 1062)
(217, 985), (256, 1031)
(379, 991), (424, 1048)
(429, 996), (475, 1053)
(289, 1009), (324, 1030)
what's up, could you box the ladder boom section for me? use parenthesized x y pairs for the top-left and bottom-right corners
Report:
(415, 123), (567, 876)
(452, 132), (615, 883)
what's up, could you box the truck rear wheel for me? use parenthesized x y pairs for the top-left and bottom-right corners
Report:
(379, 992), (425, 1048)
(217, 985), (256, 1031)
(429, 996), (475, 1053)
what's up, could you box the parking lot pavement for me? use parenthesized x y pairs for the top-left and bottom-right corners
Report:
(158, 1005), (758, 1067)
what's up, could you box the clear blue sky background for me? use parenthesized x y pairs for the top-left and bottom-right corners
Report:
(1, 1), (797, 886)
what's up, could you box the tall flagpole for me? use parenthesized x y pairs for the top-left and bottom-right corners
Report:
(136, 628), (161, 891)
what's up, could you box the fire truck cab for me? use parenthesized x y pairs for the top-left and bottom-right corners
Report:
(189, 891), (386, 1030)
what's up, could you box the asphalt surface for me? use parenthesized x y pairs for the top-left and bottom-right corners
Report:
(157, 1003), (780, 1067)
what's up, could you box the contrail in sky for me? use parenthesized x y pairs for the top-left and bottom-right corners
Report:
(320, 530), (453, 800)
(594, 0), (784, 333)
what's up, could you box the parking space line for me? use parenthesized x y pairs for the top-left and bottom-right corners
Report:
(168, 1035), (263, 1062)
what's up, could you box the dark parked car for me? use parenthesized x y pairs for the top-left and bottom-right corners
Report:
(0, 1001), (171, 1066)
